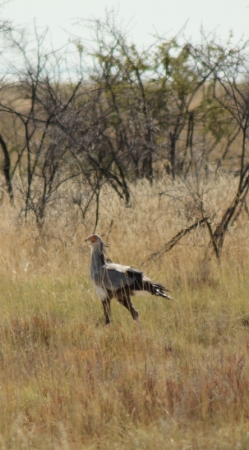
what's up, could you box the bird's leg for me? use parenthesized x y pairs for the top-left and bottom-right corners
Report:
(117, 293), (139, 321)
(102, 298), (111, 325)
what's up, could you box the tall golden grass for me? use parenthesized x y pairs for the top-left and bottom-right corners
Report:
(0, 176), (249, 449)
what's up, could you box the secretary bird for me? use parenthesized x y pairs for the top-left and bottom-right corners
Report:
(85, 234), (173, 324)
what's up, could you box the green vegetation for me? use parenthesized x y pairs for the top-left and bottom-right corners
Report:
(0, 14), (249, 234)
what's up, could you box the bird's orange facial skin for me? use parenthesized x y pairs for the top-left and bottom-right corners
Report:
(85, 234), (99, 243)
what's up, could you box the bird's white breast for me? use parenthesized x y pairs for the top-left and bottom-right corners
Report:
(94, 284), (107, 300)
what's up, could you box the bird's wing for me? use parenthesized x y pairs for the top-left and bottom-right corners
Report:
(93, 262), (171, 297)
(95, 263), (143, 291)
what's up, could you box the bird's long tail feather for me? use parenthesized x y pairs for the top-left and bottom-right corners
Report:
(154, 288), (174, 300)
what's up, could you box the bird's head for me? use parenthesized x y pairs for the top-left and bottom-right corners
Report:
(85, 234), (106, 251)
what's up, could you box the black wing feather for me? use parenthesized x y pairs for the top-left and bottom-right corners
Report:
(126, 268), (172, 299)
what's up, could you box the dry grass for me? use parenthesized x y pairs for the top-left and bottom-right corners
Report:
(0, 176), (249, 449)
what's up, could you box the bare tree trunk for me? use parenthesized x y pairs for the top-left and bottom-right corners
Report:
(141, 151), (153, 184)
(169, 131), (176, 179)
(0, 135), (14, 204)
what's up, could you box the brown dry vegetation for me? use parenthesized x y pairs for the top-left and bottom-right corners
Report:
(0, 177), (249, 449)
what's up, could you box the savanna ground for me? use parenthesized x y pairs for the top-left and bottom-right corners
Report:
(0, 176), (249, 449)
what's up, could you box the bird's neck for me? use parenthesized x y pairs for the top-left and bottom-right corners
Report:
(90, 246), (105, 274)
